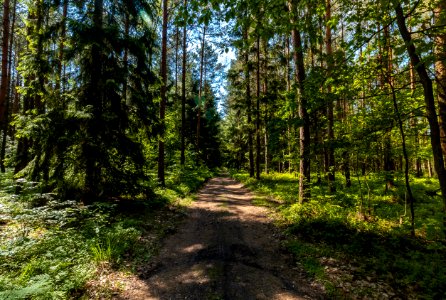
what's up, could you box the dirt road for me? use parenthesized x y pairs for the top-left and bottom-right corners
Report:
(117, 177), (324, 299)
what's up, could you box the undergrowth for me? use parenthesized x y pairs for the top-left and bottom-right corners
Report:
(232, 170), (446, 299)
(0, 166), (213, 299)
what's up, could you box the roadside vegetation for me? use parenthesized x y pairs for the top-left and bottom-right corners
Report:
(1, 0), (445, 297)
(232, 171), (446, 298)
(0, 166), (213, 299)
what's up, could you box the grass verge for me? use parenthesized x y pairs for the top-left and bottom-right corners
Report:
(231, 170), (446, 299)
(0, 166), (213, 299)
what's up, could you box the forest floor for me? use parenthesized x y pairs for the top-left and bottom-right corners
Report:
(114, 177), (325, 299)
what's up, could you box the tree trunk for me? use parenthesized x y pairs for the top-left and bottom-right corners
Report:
(123, 11), (129, 105)
(383, 130), (395, 190)
(83, 0), (104, 200)
(0, 0), (10, 127)
(256, 35), (261, 180)
(428, 159), (433, 177)
(55, 0), (67, 94)
(388, 70), (415, 235)
(325, 0), (336, 192)
(52, 0), (67, 180)
(395, 1), (446, 229)
(158, 0), (168, 186)
(244, 25), (254, 177)
(315, 114), (322, 185)
(175, 26), (179, 96)
(180, 0), (187, 166)
(434, 2), (446, 164)
(406, 12), (422, 178)
(286, 35), (293, 173)
(0, 0), (16, 173)
(342, 151), (351, 187)
(290, 0), (310, 203)
(410, 61), (423, 177)
(286, 36), (291, 93)
(263, 38), (269, 175)
(382, 23), (395, 190)
(196, 25), (206, 153)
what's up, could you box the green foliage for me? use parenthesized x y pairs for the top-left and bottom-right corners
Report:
(165, 165), (214, 197)
(285, 240), (326, 279)
(90, 225), (140, 265)
(0, 275), (53, 299)
(13, 0), (160, 201)
(0, 165), (212, 298)
(233, 171), (446, 298)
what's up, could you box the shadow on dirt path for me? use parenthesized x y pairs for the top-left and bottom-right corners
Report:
(116, 177), (324, 299)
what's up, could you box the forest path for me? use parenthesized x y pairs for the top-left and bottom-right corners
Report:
(116, 177), (324, 299)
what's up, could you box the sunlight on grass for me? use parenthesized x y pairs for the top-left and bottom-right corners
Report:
(0, 167), (213, 299)
(232, 170), (446, 298)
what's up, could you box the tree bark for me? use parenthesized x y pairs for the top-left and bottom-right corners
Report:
(0, 0), (10, 126)
(55, 0), (67, 95)
(383, 130), (395, 190)
(83, 0), (104, 200)
(290, 0), (310, 203)
(244, 25), (254, 177)
(435, 1), (446, 163)
(410, 60), (423, 177)
(123, 11), (129, 105)
(196, 25), (206, 153)
(175, 26), (179, 96)
(263, 38), (269, 174)
(256, 35), (261, 180)
(158, 0), (168, 186)
(325, 0), (336, 192)
(0, 0), (16, 173)
(51, 0), (68, 180)
(180, 0), (187, 166)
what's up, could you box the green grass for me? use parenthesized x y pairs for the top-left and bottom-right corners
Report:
(232, 170), (446, 299)
(0, 166), (213, 299)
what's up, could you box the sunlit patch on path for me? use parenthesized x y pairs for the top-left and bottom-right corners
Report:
(116, 177), (324, 299)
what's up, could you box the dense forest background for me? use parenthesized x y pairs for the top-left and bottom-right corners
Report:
(1, 0), (446, 297)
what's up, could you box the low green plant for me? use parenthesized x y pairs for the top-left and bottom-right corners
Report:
(90, 225), (140, 264)
(232, 170), (446, 298)
(0, 166), (213, 299)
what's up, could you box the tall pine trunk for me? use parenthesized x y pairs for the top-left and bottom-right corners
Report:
(0, 0), (10, 127)
(158, 0), (168, 186)
(180, 0), (187, 166)
(197, 25), (206, 153)
(263, 38), (269, 174)
(435, 1), (446, 163)
(84, 0), (104, 201)
(244, 25), (254, 177)
(123, 12), (129, 105)
(325, 0), (336, 192)
(255, 35), (261, 180)
(53, 0), (67, 181)
(0, 0), (16, 173)
(290, 0), (310, 203)
(56, 0), (67, 94)
(175, 27), (179, 96)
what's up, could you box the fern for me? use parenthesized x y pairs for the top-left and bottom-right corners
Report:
(0, 274), (52, 299)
